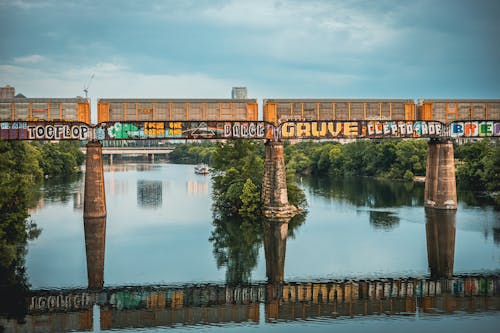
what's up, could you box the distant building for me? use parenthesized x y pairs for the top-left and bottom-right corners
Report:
(0, 85), (15, 98)
(231, 87), (247, 99)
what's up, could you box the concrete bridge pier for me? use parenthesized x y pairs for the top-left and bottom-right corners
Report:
(424, 138), (457, 210)
(262, 140), (298, 218)
(84, 142), (107, 218)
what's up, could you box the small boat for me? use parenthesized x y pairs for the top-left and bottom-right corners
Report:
(194, 164), (209, 175)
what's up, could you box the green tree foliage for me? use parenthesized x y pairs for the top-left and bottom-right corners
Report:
(239, 178), (261, 220)
(209, 140), (308, 284)
(455, 140), (499, 193)
(211, 140), (264, 215)
(0, 142), (44, 321)
(1, 141), (83, 320)
(285, 140), (428, 180)
(169, 142), (217, 164)
(35, 141), (85, 177)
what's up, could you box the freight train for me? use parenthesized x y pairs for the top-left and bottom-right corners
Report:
(1, 97), (499, 125)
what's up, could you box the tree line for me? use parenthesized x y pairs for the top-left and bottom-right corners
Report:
(170, 139), (498, 190)
(0, 141), (84, 321)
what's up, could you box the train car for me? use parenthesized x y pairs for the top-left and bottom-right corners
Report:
(263, 99), (416, 125)
(97, 99), (258, 122)
(0, 98), (90, 123)
(418, 99), (500, 123)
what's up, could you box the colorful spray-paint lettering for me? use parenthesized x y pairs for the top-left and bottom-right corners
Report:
(450, 121), (500, 137)
(280, 121), (443, 139)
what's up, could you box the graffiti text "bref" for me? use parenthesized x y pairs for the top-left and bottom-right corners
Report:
(450, 121), (500, 137)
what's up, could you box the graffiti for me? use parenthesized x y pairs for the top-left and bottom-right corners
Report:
(1, 122), (91, 140)
(1, 122), (28, 139)
(367, 121), (442, 137)
(280, 121), (444, 139)
(25, 275), (498, 314)
(27, 124), (90, 140)
(29, 292), (94, 312)
(223, 122), (272, 139)
(181, 122), (221, 138)
(1, 120), (499, 141)
(449, 121), (500, 137)
(97, 121), (272, 140)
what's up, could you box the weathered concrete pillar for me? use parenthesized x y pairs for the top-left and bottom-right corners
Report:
(84, 217), (106, 290)
(262, 140), (298, 218)
(84, 142), (107, 218)
(424, 139), (457, 209)
(425, 208), (456, 279)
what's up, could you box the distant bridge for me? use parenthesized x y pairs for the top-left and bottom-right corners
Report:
(80, 146), (174, 162)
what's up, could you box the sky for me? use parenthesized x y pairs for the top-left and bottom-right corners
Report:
(1, 0), (499, 106)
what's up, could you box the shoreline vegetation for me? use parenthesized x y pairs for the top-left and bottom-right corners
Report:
(169, 139), (499, 204)
(0, 141), (85, 321)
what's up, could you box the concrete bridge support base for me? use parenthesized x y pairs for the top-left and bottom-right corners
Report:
(84, 142), (107, 218)
(424, 139), (457, 210)
(262, 140), (298, 219)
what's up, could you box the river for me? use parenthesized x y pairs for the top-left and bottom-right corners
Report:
(2, 162), (500, 332)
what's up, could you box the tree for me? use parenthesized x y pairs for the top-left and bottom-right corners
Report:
(239, 179), (262, 220)
(0, 142), (43, 321)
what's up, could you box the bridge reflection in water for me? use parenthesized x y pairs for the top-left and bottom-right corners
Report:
(2, 213), (499, 332)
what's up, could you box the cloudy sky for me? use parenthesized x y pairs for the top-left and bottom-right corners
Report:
(1, 0), (499, 104)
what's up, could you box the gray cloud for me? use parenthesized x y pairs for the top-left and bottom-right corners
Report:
(1, 0), (498, 99)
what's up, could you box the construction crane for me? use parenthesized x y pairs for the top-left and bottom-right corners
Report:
(83, 73), (95, 99)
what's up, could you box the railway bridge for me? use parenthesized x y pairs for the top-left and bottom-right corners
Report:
(1, 97), (500, 219)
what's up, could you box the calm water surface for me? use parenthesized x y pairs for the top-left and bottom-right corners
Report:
(3, 162), (500, 332)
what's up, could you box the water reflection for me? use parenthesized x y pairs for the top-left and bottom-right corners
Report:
(210, 215), (262, 284)
(84, 217), (106, 290)
(264, 218), (289, 284)
(369, 210), (400, 230)
(304, 175), (425, 207)
(425, 208), (456, 279)
(4, 275), (499, 332)
(137, 180), (163, 209)
(187, 180), (209, 194)
(2, 202), (499, 332)
(3, 164), (499, 332)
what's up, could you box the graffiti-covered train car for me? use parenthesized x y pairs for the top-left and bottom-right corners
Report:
(0, 98), (90, 123)
(263, 99), (416, 125)
(418, 99), (500, 123)
(97, 99), (259, 123)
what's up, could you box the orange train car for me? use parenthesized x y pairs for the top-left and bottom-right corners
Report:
(418, 99), (500, 123)
(0, 98), (90, 124)
(263, 99), (416, 125)
(97, 98), (259, 123)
